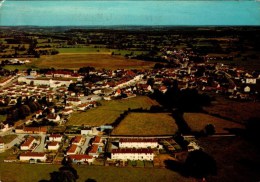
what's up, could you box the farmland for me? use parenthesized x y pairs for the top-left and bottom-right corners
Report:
(183, 113), (244, 134)
(26, 53), (155, 70)
(203, 95), (260, 124)
(67, 96), (159, 126)
(112, 113), (178, 136)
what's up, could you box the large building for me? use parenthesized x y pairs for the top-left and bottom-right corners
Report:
(19, 152), (47, 162)
(20, 136), (36, 150)
(119, 138), (158, 149)
(111, 148), (154, 161)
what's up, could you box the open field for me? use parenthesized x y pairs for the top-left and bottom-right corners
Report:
(0, 114), (7, 122)
(0, 161), (194, 182)
(68, 96), (159, 126)
(6, 53), (155, 70)
(198, 137), (260, 182)
(183, 113), (244, 134)
(112, 113), (178, 136)
(203, 95), (260, 124)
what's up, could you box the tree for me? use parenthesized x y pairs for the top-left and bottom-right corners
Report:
(204, 124), (215, 135)
(184, 150), (217, 179)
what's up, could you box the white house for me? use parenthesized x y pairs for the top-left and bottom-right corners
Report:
(88, 144), (99, 158)
(119, 138), (158, 149)
(66, 97), (81, 106)
(19, 152), (47, 162)
(49, 134), (63, 142)
(0, 138), (4, 152)
(47, 141), (60, 151)
(67, 144), (80, 155)
(68, 154), (94, 164)
(46, 114), (61, 123)
(72, 136), (84, 146)
(62, 108), (73, 115)
(20, 136), (36, 150)
(111, 148), (154, 161)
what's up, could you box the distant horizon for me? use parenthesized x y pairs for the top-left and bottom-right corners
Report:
(0, 1), (260, 26)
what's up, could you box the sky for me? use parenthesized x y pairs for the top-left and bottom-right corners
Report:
(0, 0), (260, 26)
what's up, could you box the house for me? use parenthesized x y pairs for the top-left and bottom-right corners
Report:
(92, 136), (102, 146)
(111, 148), (154, 161)
(47, 141), (60, 151)
(46, 114), (61, 123)
(88, 144), (99, 158)
(67, 144), (80, 155)
(62, 108), (73, 115)
(0, 138), (4, 152)
(77, 103), (89, 111)
(20, 136), (36, 150)
(19, 152), (47, 162)
(49, 134), (63, 142)
(119, 138), (158, 149)
(66, 97), (81, 106)
(35, 110), (43, 118)
(68, 154), (94, 164)
(72, 136), (83, 146)
(15, 126), (48, 134)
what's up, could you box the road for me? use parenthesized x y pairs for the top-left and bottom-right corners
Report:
(4, 134), (25, 150)
(33, 134), (46, 152)
(80, 136), (93, 154)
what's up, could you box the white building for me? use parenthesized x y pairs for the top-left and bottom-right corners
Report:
(111, 148), (154, 161)
(49, 134), (63, 142)
(20, 136), (36, 150)
(47, 141), (60, 151)
(119, 138), (158, 149)
(68, 154), (94, 164)
(19, 152), (47, 162)
(0, 138), (4, 152)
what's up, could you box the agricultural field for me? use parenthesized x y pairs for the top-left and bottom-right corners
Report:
(68, 96), (159, 126)
(28, 53), (155, 70)
(112, 113), (178, 136)
(203, 95), (260, 124)
(183, 113), (244, 134)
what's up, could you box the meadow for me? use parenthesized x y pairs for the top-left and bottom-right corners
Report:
(183, 113), (244, 134)
(67, 96), (159, 126)
(112, 112), (178, 136)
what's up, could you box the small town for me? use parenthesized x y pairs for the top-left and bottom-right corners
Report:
(0, 25), (260, 182)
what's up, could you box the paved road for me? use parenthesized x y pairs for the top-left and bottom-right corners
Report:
(33, 134), (46, 152)
(4, 134), (25, 150)
(80, 136), (93, 154)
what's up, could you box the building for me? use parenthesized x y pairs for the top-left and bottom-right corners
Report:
(111, 148), (154, 161)
(20, 136), (36, 150)
(92, 136), (102, 145)
(47, 141), (60, 151)
(68, 154), (94, 164)
(0, 138), (4, 152)
(20, 152), (47, 162)
(119, 138), (158, 149)
(15, 126), (48, 134)
(49, 134), (63, 142)
(72, 136), (83, 146)
(88, 144), (99, 158)
(67, 144), (80, 155)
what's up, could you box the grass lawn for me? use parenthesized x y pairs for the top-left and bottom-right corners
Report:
(29, 53), (155, 70)
(183, 113), (244, 134)
(112, 112), (178, 136)
(0, 135), (17, 144)
(68, 96), (159, 126)
(0, 159), (194, 182)
(0, 114), (7, 122)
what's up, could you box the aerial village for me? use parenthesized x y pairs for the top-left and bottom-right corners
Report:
(0, 48), (259, 168)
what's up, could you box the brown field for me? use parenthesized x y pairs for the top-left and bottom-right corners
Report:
(112, 113), (178, 136)
(28, 53), (155, 69)
(68, 96), (159, 126)
(203, 95), (260, 124)
(183, 113), (244, 134)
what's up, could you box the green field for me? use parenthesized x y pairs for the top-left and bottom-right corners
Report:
(68, 96), (159, 126)
(0, 161), (193, 182)
(0, 114), (7, 122)
(183, 113), (244, 134)
(112, 112), (178, 136)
